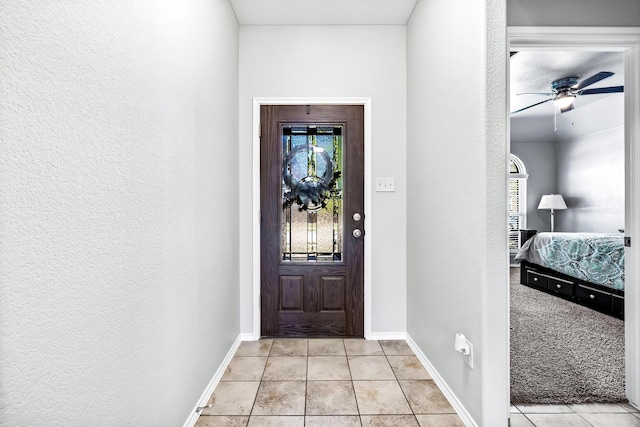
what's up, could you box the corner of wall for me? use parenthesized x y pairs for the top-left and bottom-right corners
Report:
(182, 335), (242, 427)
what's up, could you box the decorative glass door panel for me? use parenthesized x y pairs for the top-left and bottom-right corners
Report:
(281, 126), (343, 262)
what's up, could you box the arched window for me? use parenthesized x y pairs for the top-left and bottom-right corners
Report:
(509, 154), (528, 251)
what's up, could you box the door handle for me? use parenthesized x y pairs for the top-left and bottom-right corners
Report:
(353, 229), (363, 238)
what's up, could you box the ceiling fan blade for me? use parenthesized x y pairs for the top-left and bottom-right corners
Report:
(572, 71), (614, 90)
(517, 92), (553, 96)
(579, 85), (624, 95)
(510, 98), (552, 114)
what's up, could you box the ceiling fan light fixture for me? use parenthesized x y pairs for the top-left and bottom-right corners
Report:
(511, 71), (621, 116)
(553, 92), (575, 109)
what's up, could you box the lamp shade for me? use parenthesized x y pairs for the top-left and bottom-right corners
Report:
(538, 194), (567, 210)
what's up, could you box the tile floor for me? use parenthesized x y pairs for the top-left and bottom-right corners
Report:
(512, 403), (640, 427)
(194, 338), (465, 427)
(194, 337), (640, 426)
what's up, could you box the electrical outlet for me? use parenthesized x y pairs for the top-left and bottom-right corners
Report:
(375, 177), (395, 192)
(465, 340), (474, 369)
(454, 333), (473, 369)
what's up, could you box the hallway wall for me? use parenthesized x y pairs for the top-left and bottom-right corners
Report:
(406, 0), (509, 425)
(0, 1), (240, 425)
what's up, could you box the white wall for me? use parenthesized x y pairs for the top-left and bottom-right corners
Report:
(557, 125), (625, 232)
(510, 140), (557, 232)
(238, 25), (407, 336)
(407, 0), (509, 425)
(508, 0), (640, 27)
(556, 95), (625, 233)
(0, 1), (240, 425)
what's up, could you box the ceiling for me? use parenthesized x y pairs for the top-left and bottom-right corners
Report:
(229, 0), (419, 25)
(510, 51), (624, 119)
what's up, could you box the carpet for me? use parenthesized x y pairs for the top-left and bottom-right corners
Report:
(510, 267), (626, 404)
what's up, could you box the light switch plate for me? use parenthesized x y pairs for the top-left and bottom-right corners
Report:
(375, 177), (395, 192)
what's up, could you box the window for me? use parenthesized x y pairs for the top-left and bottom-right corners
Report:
(509, 155), (528, 251)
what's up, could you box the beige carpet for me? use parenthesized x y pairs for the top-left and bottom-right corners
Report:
(510, 267), (626, 404)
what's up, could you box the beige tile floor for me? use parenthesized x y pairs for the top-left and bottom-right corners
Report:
(512, 403), (640, 427)
(195, 338), (465, 427)
(194, 337), (640, 426)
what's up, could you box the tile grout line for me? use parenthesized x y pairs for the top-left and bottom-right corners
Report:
(245, 340), (268, 423)
(304, 339), (308, 426)
(342, 338), (364, 425)
(521, 412), (542, 427)
(580, 414), (597, 427)
(382, 341), (422, 424)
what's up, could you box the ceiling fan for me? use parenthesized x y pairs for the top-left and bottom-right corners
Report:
(511, 71), (624, 115)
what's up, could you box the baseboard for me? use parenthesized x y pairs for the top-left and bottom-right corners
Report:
(240, 332), (407, 341)
(405, 334), (478, 427)
(366, 331), (407, 340)
(182, 334), (242, 427)
(240, 332), (260, 341)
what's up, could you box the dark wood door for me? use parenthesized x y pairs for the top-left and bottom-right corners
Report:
(260, 105), (364, 337)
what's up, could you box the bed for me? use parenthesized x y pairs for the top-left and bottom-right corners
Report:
(515, 232), (625, 319)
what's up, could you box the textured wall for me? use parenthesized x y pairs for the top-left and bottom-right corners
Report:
(238, 25), (408, 336)
(0, 1), (239, 425)
(407, 0), (509, 424)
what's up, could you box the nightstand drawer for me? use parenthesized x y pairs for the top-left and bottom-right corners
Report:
(548, 278), (573, 298)
(526, 271), (548, 290)
(576, 285), (612, 312)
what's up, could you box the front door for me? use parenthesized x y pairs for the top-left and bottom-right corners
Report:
(260, 105), (364, 337)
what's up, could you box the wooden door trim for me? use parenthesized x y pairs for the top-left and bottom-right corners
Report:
(250, 97), (372, 340)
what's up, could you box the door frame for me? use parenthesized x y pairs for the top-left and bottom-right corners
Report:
(507, 26), (640, 406)
(251, 97), (373, 339)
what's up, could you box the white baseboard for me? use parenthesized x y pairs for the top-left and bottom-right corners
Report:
(405, 334), (478, 427)
(240, 332), (260, 341)
(182, 335), (242, 427)
(240, 332), (408, 341)
(366, 331), (407, 340)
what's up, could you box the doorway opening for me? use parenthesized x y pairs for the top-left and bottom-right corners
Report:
(507, 27), (640, 409)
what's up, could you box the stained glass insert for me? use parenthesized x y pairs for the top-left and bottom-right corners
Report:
(282, 126), (343, 262)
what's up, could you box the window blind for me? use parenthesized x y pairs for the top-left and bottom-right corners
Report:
(509, 178), (527, 250)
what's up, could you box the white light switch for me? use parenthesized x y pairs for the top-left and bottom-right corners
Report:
(375, 177), (395, 192)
